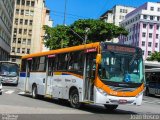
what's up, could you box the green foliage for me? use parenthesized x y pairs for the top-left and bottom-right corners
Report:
(43, 19), (128, 50)
(147, 51), (160, 62)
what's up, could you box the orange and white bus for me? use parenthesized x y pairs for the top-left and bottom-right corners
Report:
(18, 42), (145, 110)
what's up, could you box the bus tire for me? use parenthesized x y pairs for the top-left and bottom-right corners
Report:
(0, 92), (2, 95)
(104, 104), (118, 111)
(69, 89), (81, 109)
(32, 85), (38, 99)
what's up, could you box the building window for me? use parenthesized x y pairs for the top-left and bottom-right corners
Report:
(24, 29), (27, 35)
(155, 43), (158, 48)
(18, 38), (21, 44)
(29, 20), (33, 25)
(22, 48), (25, 54)
(142, 32), (146, 37)
(13, 38), (16, 43)
(21, 10), (24, 15)
(20, 19), (23, 25)
(148, 42), (152, 47)
(25, 20), (28, 25)
(17, 0), (20, 5)
(149, 24), (153, 29)
(120, 9), (123, 13)
(19, 29), (22, 34)
(27, 49), (30, 54)
(150, 16), (154, 20)
(22, 39), (26, 44)
(142, 50), (144, 55)
(148, 51), (151, 56)
(142, 41), (145, 46)
(156, 34), (159, 39)
(16, 9), (19, 14)
(28, 30), (32, 36)
(157, 25), (159, 30)
(143, 24), (146, 28)
(158, 8), (160, 12)
(143, 15), (147, 19)
(27, 39), (31, 45)
(30, 10), (34, 16)
(22, 0), (25, 5)
(31, 1), (35, 6)
(26, 1), (30, 6)
(14, 28), (17, 33)
(12, 47), (15, 52)
(149, 33), (152, 38)
(150, 7), (154, 11)
(157, 16), (160, 21)
(15, 19), (18, 25)
(25, 10), (29, 16)
(17, 48), (20, 53)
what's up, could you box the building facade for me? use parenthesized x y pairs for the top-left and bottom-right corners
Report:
(10, 0), (52, 63)
(119, 2), (160, 60)
(0, 0), (15, 61)
(100, 5), (135, 43)
(100, 5), (135, 26)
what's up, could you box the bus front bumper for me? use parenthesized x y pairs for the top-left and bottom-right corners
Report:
(95, 87), (143, 106)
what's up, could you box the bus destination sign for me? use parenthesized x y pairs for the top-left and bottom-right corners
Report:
(106, 45), (135, 53)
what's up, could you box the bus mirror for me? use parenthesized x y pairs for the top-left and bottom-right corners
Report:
(96, 54), (101, 64)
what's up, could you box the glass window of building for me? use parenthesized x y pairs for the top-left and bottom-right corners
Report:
(143, 15), (147, 19)
(149, 24), (153, 29)
(22, 48), (25, 54)
(24, 29), (27, 35)
(19, 29), (22, 34)
(148, 51), (151, 56)
(13, 38), (16, 43)
(148, 42), (152, 47)
(158, 8), (160, 12)
(143, 24), (146, 28)
(31, 1), (35, 6)
(142, 41), (145, 46)
(155, 43), (158, 48)
(17, 0), (20, 5)
(149, 33), (152, 38)
(26, 1), (30, 6)
(15, 19), (18, 25)
(142, 32), (146, 37)
(27, 39), (31, 45)
(156, 34), (159, 39)
(16, 9), (19, 14)
(27, 49), (30, 54)
(12, 47), (15, 52)
(150, 16), (154, 20)
(22, 0), (25, 5)
(150, 7), (154, 11)
(157, 25), (159, 30)
(20, 19), (23, 25)
(17, 48), (20, 53)
(25, 20), (28, 25)
(21, 10), (24, 15)
(29, 20), (33, 25)
(22, 39), (26, 44)
(18, 38), (21, 44)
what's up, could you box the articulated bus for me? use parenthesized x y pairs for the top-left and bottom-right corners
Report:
(0, 61), (19, 85)
(18, 42), (145, 110)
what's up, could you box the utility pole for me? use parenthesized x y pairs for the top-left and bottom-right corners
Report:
(84, 27), (90, 44)
(61, 0), (68, 48)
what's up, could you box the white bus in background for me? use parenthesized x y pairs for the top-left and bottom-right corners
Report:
(18, 42), (145, 110)
(0, 61), (19, 85)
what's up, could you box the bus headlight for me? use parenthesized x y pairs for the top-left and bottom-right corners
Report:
(97, 88), (107, 96)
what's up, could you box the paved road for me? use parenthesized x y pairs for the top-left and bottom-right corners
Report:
(0, 85), (160, 120)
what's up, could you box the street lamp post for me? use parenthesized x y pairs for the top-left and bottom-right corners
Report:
(84, 27), (90, 44)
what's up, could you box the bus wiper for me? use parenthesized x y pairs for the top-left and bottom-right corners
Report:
(129, 54), (137, 65)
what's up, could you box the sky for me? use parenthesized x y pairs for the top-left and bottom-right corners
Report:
(46, 0), (160, 26)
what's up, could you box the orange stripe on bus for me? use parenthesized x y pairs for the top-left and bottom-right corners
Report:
(22, 42), (100, 59)
(94, 76), (144, 97)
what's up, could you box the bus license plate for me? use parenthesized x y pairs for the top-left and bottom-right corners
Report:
(119, 99), (127, 104)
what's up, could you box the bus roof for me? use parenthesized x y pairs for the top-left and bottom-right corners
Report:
(22, 42), (100, 59)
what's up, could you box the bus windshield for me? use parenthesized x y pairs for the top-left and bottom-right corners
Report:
(0, 63), (19, 77)
(99, 45), (144, 84)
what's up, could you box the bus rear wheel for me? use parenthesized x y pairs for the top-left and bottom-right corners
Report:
(32, 85), (38, 99)
(69, 89), (81, 109)
(104, 104), (118, 111)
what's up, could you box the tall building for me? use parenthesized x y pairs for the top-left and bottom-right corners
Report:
(119, 2), (160, 60)
(100, 5), (136, 26)
(0, 0), (15, 61)
(10, 0), (52, 63)
(100, 5), (135, 43)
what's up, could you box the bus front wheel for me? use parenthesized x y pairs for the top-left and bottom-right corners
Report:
(32, 85), (38, 99)
(104, 104), (118, 111)
(69, 89), (81, 109)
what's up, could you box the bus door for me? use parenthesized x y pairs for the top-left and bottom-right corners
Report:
(84, 50), (97, 101)
(45, 55), (56, 96)
(25, 58), (32, 92)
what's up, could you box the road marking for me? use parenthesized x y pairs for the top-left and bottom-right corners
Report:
(143, 100), (160, 104)
(5, 90), (15, 94)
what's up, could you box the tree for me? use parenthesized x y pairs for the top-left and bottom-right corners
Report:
(147, 51), (160, 62)
(43, 19), (128, 49)
(43, 25), (69, 50)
